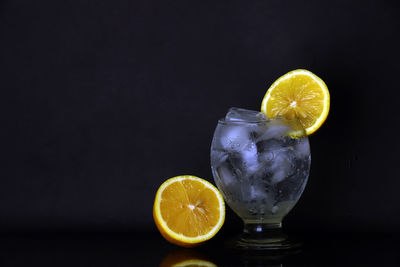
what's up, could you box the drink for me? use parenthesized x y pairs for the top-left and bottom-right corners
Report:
(210, 108), (311, 249)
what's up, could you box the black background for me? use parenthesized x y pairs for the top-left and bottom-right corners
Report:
(1, 0), (400, 240)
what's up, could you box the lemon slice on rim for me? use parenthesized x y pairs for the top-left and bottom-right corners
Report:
(153, 175), (225, 247)
(261, 69), (330, 135)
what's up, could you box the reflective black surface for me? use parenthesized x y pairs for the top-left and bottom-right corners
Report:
(1, 231), (398, 266)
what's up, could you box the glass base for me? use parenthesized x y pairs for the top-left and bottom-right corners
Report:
(227, 222), (301, 251)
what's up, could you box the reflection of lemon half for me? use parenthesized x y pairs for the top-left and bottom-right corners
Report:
(171, 259), (217, 267)
(261, 69), (330, 135)
(160, 248), (217, 267)
(153, 175), (225, 247)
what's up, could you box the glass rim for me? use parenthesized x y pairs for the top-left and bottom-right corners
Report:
(217, 118), (271, 125)
(217, 117), (286, 125)
(217, 118), (307, 137)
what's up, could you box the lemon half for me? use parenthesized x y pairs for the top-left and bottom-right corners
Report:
(153, 175), (225, 247)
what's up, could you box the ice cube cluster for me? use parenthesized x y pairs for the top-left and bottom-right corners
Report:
(211, 107), (311, 219)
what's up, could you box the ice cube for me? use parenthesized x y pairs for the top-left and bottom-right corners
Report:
(249, 185), (268, 200)
(256, 137), (290, 167)
(210, 149), (228, 167)
(215, 162), (237, 186)
(258, 151), (274, 163)
(240, 141), (259, 174)
(294, 137), (310, 158)
(257, 121), (291, 141)
(248, 185), (274, 213)
(225, 107), (267, 122)
(270, 149), (293, 184)
(214, 123), (258, 155)
(257, 138), (287, 154)
(271, 168), (287, 184)
(213, 162), (241, 202)
(220, 125), (249, 151)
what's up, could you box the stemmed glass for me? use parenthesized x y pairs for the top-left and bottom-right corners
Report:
(210, 108), (310, 249)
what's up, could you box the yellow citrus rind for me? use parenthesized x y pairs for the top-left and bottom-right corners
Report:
(153, 175), (225, 247)
(261, 69), (330, 135)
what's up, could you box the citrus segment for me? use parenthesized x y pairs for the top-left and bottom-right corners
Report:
(153, 175), (225, 247)
(261, 69), (330, 135)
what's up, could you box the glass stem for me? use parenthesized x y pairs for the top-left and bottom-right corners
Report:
(241, 222), (286, 242)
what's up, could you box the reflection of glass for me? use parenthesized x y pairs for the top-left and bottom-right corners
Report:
(210, 108), (311, 249)
(235, 248), (293, 266)
(160, 248), (217, 267)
